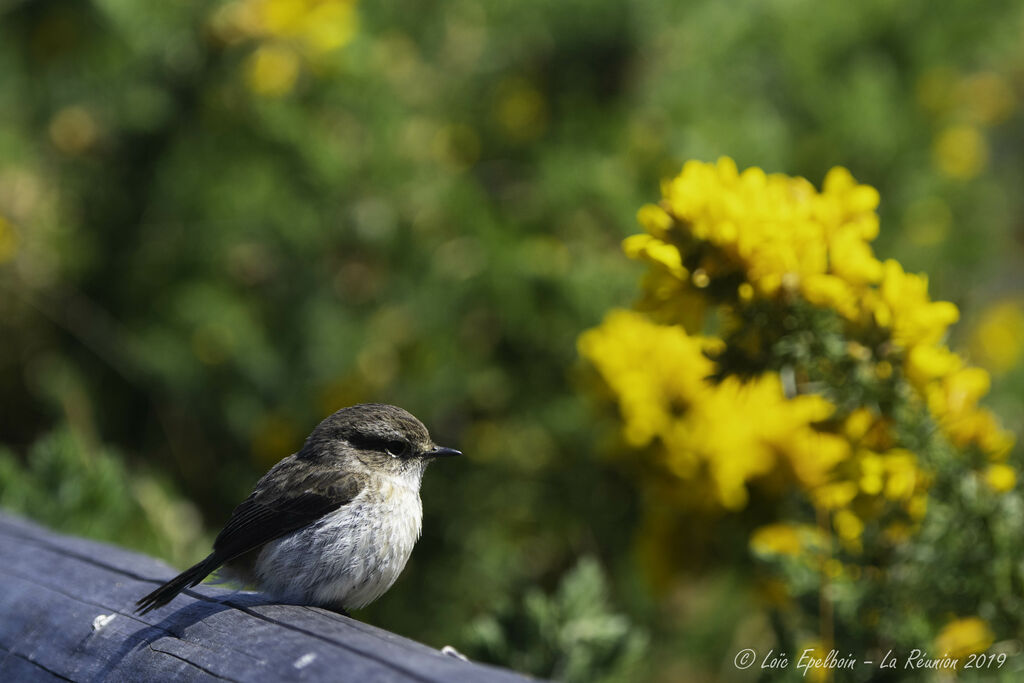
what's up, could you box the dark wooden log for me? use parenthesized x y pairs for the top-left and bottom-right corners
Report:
(0, 513), (535, 682)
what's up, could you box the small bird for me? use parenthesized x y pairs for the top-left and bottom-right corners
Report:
(136, 403), (460, 615)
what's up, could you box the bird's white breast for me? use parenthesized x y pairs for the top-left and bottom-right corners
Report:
(252, 472), (423, 610)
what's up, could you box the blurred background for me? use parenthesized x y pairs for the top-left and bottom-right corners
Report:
(1, 0), (1023, 680)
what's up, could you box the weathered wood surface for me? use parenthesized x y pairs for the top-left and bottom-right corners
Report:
(0, 512), (535, 682)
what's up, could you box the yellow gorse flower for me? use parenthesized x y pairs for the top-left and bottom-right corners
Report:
(577, 309), (718, 450)
(870, 258), (959, 348)
(934, 617), (994, 659)
(984, 463), (1016, 493)
(245, 44), (302, 96)
(750, 523), (825, 558)
(579, 310), (847, 510)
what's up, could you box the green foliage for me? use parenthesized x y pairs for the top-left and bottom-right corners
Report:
(0, 426), (207, 567)
(465, 557), (648, 683)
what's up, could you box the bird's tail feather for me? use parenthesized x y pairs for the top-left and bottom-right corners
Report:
(135, 554), (221, 614)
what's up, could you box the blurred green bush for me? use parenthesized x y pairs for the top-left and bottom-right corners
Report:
(1, 0), (1023, 679)
(0, 425), (209, 566)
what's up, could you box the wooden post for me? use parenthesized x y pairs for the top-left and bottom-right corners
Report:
(0, 513), (535, 682)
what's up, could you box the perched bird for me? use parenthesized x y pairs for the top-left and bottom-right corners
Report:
(136, 403), (460, 615)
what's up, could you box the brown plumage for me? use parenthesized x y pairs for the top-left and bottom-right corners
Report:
(136, 403), (460, 614)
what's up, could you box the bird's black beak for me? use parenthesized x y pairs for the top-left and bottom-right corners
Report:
(425, 446), (462, 459)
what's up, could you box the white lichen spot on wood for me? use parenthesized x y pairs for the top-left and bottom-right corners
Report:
(441, 645), (469, 661)
(92, 613), (117, 632)
(293, 652), (317, 669)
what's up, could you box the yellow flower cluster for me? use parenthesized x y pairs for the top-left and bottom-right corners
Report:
(627, 158), (1012, 460)
(811, 409), (931, 549)
(908, 346), (1015, 460)
(581, 158), (1016, 553)
(211, 0), (358, 96)
(628, 158), (883, 318)
(579, 310), (848, 510)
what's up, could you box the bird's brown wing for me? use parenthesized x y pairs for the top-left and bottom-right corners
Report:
(135, 456), (363, 614)
(212, 456), (364, 563)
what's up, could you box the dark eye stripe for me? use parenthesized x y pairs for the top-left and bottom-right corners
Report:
(350, 433), (411, 457)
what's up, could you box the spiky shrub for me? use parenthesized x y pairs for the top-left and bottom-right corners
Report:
(578, 158), (1022, 678)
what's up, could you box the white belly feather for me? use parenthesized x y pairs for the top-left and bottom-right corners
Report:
(252, 475), (423, 610)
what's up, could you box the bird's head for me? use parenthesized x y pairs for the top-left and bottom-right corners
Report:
(301, 403), (460, 479)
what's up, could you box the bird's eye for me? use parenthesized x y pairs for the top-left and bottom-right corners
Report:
(385, 440), (409, 458)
